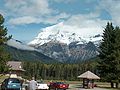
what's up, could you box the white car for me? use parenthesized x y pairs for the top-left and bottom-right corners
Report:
(37, 81), (49, 90)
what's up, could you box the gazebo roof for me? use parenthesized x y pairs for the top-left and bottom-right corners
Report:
(78, 71), (100, 79)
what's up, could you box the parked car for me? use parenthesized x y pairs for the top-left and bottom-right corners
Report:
(49, 82), (69, 90)
(36, 81), (49, 90)
(1, 78), (22, 90)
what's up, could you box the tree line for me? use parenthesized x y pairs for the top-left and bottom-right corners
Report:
(22, 59), (98, 81)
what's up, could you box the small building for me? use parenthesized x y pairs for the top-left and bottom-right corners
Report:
(78, 71), (100, 89)
(7, 61), (25, 77)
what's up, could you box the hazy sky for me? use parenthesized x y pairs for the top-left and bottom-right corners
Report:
(0, 0), (119, 43)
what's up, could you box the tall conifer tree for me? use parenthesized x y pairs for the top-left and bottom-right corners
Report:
(0, 14), (11, 73)
(98, 22), (120, 88)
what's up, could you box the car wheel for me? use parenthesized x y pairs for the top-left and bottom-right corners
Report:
(56, 89), (61, 90)
(20, 87), (22, 90)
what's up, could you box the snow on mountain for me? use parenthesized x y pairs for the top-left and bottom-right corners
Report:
(28, 22), (103, 46)
(7, 39), (35, 51)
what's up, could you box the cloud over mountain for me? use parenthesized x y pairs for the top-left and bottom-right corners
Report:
(7, 39), (35, 51)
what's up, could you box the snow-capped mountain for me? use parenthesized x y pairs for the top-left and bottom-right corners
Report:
(28, 22), (103, 62)
(3, 22), (103, 63)
(28, 22), (102, 47)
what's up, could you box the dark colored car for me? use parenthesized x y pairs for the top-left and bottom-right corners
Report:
(49, 82), (69, 90)
(1, 78), (22, 90)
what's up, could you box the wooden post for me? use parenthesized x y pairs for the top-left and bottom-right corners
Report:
(92, 79), (94, 88)
(83, 78), (85, 88)
(83, 78), (89, 88)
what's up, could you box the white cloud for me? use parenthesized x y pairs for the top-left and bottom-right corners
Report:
(63, 14), (107, 37)
(7, 0), (107, 36)
(42, 13), (70, 24)
(4, 0), (53, 16)
(65, 13), (106, 25)
(53, 0), (77, 3)
(9, 13), (70, 25)
(34, 13), (107, 39)
(98, 0), (120, 25)
(5, 0), (117, 32)
(5, 0), (71, 25)
(4, 0), (27, 14)
(9, 16), (38, 25)
(0, 10), (6, 17)
(7, 39), (35, 51)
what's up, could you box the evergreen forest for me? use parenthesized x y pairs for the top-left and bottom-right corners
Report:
(22, 59), (98, 81)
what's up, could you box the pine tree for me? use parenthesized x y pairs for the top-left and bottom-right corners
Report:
(0, 14), (12, 73)
(112, 26), (120, 88)
(98, 22), (120, 88)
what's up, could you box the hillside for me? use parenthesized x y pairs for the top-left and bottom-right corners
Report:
(3, 45), (57, 63)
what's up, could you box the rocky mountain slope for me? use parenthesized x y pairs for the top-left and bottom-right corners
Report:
(35, 41), (98, 63)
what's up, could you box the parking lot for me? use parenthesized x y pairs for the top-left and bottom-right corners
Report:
(0, 83), (118, 90)
(0, 76), (119, 90)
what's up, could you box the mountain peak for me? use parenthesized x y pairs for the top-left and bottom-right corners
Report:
(28, 22), (102, 46)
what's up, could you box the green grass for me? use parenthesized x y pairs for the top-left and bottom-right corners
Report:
(0, 74), (8, 84)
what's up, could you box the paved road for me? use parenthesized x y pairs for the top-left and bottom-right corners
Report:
(68, 88), (111, 90)
(67, 84), (111, 90)
(68, 87), (111, 90)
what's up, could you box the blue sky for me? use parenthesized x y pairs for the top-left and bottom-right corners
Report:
(0, 0), (119, 43)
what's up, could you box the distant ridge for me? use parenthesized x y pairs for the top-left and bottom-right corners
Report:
(4, 45), (57, 63)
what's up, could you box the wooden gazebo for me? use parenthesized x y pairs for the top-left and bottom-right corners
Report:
(78, 71), (100, 88)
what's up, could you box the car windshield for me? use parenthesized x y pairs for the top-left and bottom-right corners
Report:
(8, 78), (20, 83)
(56, 82), (64, 84)
(37, 80), (44, 84)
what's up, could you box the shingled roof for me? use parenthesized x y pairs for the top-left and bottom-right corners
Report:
(78, 71), (100, 79)
(7, 61), (25, 71)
